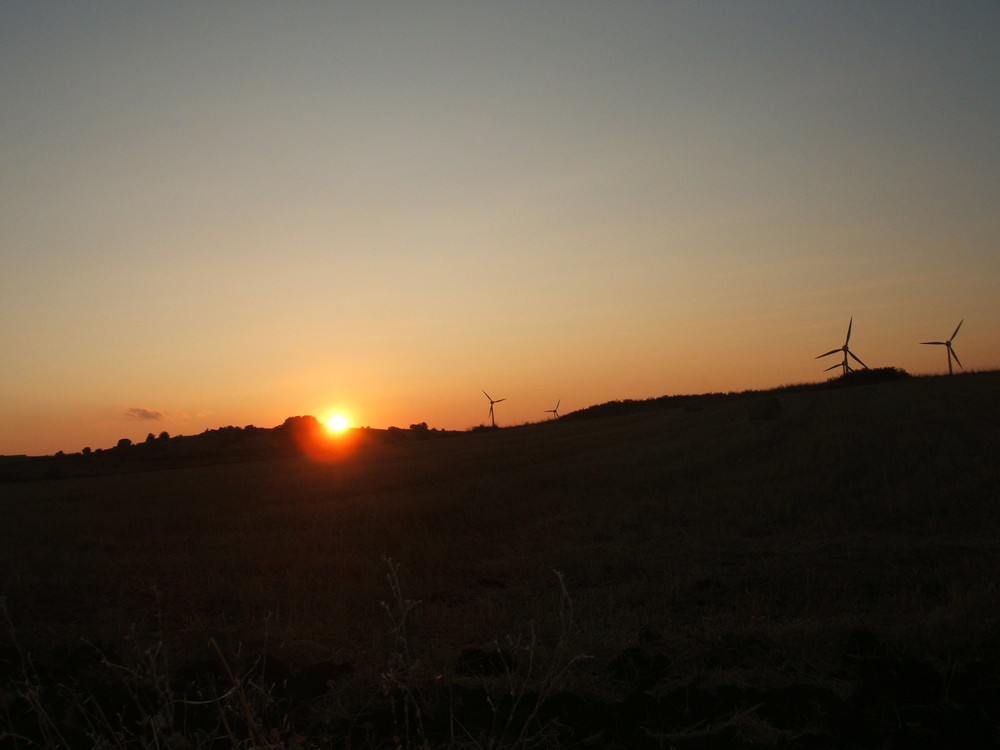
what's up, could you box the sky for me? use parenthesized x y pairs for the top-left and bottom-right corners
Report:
(2, 1), (999, 456)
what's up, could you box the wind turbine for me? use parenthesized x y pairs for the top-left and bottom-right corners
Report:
(922, 319), (964, 375)
(816, 317), (868, 375)
(544, 399), (560, 419)
(483, 390), (506, 428)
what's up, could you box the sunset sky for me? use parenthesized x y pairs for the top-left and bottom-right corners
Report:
(3, 2), (999, 456)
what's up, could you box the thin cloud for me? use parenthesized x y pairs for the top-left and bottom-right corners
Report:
(125, 407), (166, 422)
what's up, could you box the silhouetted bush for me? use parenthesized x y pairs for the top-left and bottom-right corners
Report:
(830, 367), (911, 388)
(274, 416), (324, 453)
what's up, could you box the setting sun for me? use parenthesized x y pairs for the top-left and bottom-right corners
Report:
(324, 414), (350, 433)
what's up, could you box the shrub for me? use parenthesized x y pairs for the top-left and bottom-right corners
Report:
(830, 367), (911, 388)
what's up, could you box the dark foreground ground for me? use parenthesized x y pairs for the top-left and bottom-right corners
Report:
(2, 372), (999, 748)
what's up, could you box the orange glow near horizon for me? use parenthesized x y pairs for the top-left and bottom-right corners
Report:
(290, 413), (358, 463)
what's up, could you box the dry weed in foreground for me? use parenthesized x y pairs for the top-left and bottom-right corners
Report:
(376, 557), (594, 750)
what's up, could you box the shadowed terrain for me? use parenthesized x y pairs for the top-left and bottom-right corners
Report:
(2, 372), (999, 748)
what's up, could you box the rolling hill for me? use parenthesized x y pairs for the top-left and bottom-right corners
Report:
(1, 371), (998, 748)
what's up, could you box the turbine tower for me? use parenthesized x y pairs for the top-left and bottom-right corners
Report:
(483, 390), (506, 428)
(544, 399), (560, 419)
(816, 317), (868, 375)
(922, 319), (964, 375)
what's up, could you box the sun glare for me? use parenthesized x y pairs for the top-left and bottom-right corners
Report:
(324, 414), (350, 433)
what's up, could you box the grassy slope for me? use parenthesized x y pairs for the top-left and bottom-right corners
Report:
(1, 372), (999, 743)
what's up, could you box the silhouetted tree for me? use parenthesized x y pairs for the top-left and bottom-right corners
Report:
(116, 438), (132, 450)
(158, 431), (170, 441)
(276, 416), (324, 452)
(145, 432), (156, 445)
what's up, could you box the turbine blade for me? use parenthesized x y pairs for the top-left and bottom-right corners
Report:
(951, 348), (963, 369)
(555, 399), (560, 409)
(496, 398), (506, 403)
(816, 349), (841, 359)
(845, 317), (853, 345)
(483, 390), (492, 400)
(848, 351), (868, 368)
(950, 319), (963, 340)
(922, 341), (945, 346)
(824, 363), (841, 372)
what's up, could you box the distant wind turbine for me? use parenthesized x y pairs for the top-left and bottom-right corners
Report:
(816, 317), (868, 375)
(544, 399), (560, 419)
(922, 319), (964, 375)
(483, 390), (506, 428)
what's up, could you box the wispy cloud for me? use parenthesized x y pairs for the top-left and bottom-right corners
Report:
(124, 407), (166, 421)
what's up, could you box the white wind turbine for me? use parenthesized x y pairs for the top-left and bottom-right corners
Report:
(483, 390), (506, 428)
(922, 319), (964, 375)
(544, 399), (560, 419)
(816, 317), (868, 375)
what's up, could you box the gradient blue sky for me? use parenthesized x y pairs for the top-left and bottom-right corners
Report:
(3, 1), (998, 455)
